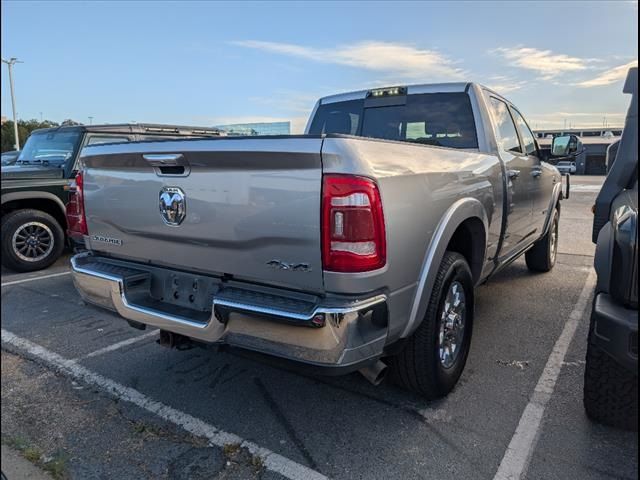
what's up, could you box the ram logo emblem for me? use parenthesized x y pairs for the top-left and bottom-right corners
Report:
(159, 187), (186, 226)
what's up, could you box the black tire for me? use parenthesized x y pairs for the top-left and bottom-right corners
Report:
(389, 251), (474, 399)
(584, 333), (638, 431)
(525, 207), (559, 272)
(1, 209), (65, 272)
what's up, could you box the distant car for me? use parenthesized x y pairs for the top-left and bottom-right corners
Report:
(1, 150), (20, 166)
(556, 160), (577, 174)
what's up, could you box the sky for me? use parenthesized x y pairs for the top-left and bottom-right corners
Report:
(1, 1), (638, 133)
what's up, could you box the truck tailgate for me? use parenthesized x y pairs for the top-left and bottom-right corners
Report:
(80, 137), (324, 292)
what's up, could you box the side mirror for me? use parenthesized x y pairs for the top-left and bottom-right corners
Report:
(551, 134), (582, 157)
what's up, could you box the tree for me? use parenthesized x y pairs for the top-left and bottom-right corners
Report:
(1, 118), (64, 152)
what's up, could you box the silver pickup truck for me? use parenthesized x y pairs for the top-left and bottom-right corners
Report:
(69, 83), (569, 398)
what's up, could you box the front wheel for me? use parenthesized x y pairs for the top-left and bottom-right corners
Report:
(389, 251), (474, 399)
(1, 209), (65, 272)
(526, 207), (559, 272)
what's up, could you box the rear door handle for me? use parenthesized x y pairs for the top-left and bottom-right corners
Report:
(532, 169), (542, 178)
(508, 170), (520, 179)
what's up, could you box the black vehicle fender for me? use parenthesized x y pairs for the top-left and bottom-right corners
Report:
(1, 191), (66, 212)
(594, 221), (613, 295)
(400, 197), (488, 339)
(1, 191), (67, 226)
(596, 205), (638, 307)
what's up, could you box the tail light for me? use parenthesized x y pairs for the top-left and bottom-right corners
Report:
(322, 174), (386, 272)
(66, 171), (88, 238)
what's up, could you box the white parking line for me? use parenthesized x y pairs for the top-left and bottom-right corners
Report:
(570, 185), (602, 192)
(1, 271), (71, 287)
(493, 269), (596, 480)
(74, 330), (160, 361)
(1, 328), (328, 480)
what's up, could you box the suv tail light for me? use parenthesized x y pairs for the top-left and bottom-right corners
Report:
(66, 171), (88, 238)
(322, 174), (386, 272)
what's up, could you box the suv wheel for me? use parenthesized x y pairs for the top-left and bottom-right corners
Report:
(526, 207), (559, 272)
(584, 324), (638, 430)
(389, 251), (474, 399)
(1, 209), (65, 272)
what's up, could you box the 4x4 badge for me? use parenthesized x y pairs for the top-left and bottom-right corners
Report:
(266, 260), (312, 272)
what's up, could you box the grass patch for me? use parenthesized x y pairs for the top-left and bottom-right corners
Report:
(251, 454), (264, 472)
(223, 442), (241, 457)
(23, 446), (42, 463)
(42, 452), (69, 480)
(2, 435), (31, 451)
(1, 435), (68, 479)
(131, 420), (165, 436)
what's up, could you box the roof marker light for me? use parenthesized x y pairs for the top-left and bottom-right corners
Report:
(367, 86), (407, 98)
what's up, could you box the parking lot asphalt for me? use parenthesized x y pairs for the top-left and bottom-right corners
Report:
(1, 175), (638, 480)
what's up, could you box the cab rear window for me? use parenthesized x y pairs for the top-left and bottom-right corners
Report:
(309, 92), (478, 149)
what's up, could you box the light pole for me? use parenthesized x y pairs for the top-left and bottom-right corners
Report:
(88, 116), (93, 125)
(1, 57), (23, 150)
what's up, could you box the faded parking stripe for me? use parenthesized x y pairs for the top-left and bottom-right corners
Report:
(493, 270), (596, 480)
(1, 271), (71, 287)
(73, 329), (160, 361)
(1, 328), (328, 480)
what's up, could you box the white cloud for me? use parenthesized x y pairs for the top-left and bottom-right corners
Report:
(483, 75), (528, 93)
(491, 46), (596, 80)
(231, 40), (465, 80)
(248, 91), (319, 114)
(575, 60), (638, 87)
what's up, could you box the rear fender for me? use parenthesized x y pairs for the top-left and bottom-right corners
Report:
(539, 182), (563, 239)
(400, 198), (488, 339)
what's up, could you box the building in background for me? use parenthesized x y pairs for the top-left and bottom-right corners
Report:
(533, 127), (623, 139)
(214, 121), (290, 136)
(534, 127), (623, 175)
(1, 116), (7, 125)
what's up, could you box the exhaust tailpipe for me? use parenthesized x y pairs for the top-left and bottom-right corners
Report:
(359, 360), (388, 386)
(158, 330), (194, 350)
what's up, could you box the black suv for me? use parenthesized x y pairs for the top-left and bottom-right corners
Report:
(1, 123), (221, 272)
(585, 67), (638, 430)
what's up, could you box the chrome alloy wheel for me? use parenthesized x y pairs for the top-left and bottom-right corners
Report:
(11, 221), (54, 262)
(438, 280), (466, 369)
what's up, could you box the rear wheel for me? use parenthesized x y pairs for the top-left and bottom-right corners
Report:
(390, 251), (474, 399)
(584, 328), (638, 430)
(1, 209), (65, 272)
(526, 207), (559, 272)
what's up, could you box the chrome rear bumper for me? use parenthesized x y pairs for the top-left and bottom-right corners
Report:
(70, 253), (388, 368)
